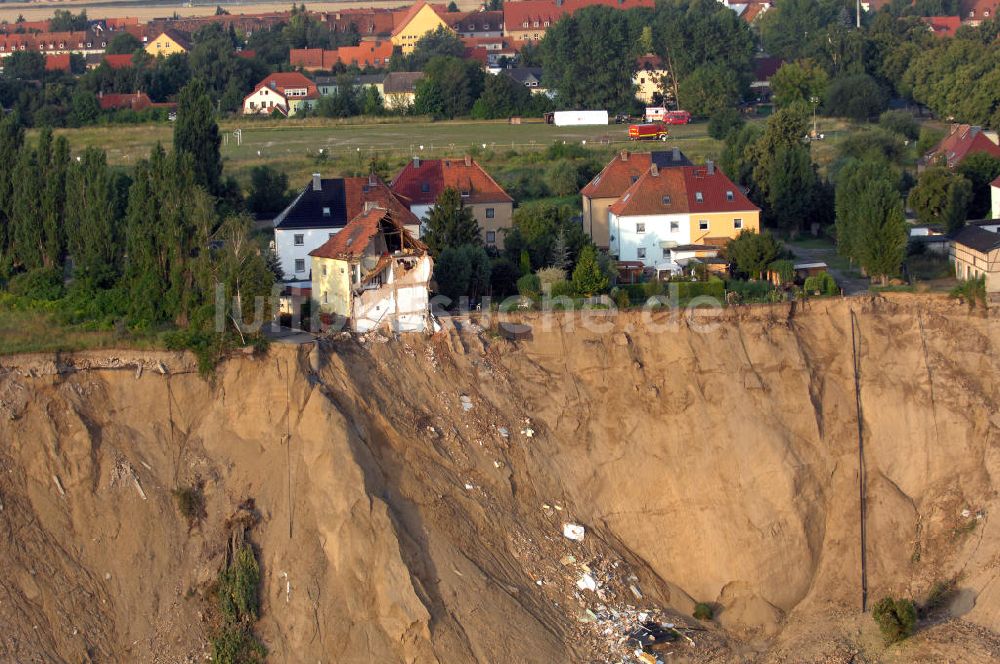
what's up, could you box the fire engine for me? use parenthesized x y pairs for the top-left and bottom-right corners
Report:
(628, 122), (670, 141)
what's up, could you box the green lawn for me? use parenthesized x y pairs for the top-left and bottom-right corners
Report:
(45, 117), (727, 185)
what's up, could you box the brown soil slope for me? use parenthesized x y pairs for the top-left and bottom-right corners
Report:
(0, 296), (998, 663)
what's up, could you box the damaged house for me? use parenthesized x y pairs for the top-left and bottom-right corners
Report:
(309, 206), (433, 333)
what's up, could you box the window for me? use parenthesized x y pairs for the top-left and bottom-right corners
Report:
(631, 175), (639, 184)
(294, 259), (305, 273)
(726, 191), (734, 201)
(699, 220), (709, 231)
(460, 190), (470, 198)
(420, 182), (430, 193)
(328, 232), (335, 238)
(637, 247), (646, 259)
(322, 206), (331, 217)
(734, 218), (743, 229)
(522, 21), (529, 27)
(636, 222), (645, 233)
(323, 291), (328, 304)
(695, 192), (704, 202)
(640, 77), (645, 84)
(322, 265), (327, 276)
(661, 195), (671, 205)
(293, 234), (304, 246)
(486, 231), (496, 244)
(670, 221), (679, 232)
(486, 207), (495, 218)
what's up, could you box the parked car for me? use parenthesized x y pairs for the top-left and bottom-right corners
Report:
(628, 122), (670, 141)
(663, 110), (691, 125)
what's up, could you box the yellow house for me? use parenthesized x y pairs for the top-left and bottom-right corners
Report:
(145, 29), (191, 57)
(391, 2), (451, 54)
(634, 54), (669, 105)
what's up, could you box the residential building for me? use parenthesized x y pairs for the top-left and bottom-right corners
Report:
(243, 72), (319, 116)
(391, 2), (451, 54)
(314, 73), (385, 97)
(751, 55), (783, 102)
(960, 0), (998, 24)
(634, 54), (667, 104)
(144, 29), (191, 57)
(605, 160), (760, 268)
(390, 156), (514, 249)
(581, 148), (693, 249)
(921, 15), (962, 37)
(290, 40), (394, 70)
(991, 175), (1000, 220)
(309, 206), (433, 332)
(501, 67), (547, 94)
(319, 8), (399, 37)
(440, 10), (505, 37)
(0, 30), (109, 58)
(503, 0), (654, 41)
(381, 71), (424, 110)
(96, 91), (176, 112)
(102, 53), (135, 69)
(44, 53), (72, 72)
(922, 124), (1000, 169)
(950, 220), (1000, 293)
(273, 173), (419, 281)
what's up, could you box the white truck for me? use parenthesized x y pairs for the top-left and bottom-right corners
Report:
(551, 110), (609, 126)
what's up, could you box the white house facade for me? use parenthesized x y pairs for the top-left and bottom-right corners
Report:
(609, 212), (690, 267)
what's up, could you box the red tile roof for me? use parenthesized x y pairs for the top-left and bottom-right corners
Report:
(236, 49), (257, 59)
(609, 166), (688, 216)
(503, 0), (654, 30)
(636, 54), (664, 70)
(992, 175), (1000, 188)
(960, 0), (998, 21)
(922, 15), (962, 37)
(741, 2), (771, 23)
(291, 41), (393, 70)
(96, 92), (176, 112)
(343, 175), (419, 228)
(440, 10), (505, 32)
(319, 8), (398, 36)
(752, 56), (783, 83)
(925, 124), (1000, 168)
(289, 48), (324, 68)
(103, 54), (135, 69)
(390, 157), (513, 205)
(247, 72), (319, 100)
(309, 206), (425, 260)
(682, 165), (756, 212)
(44, 53), (71, 72)
(581, 151), (653, 199)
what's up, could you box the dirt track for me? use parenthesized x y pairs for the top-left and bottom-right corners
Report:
(1, 295), (999, 662)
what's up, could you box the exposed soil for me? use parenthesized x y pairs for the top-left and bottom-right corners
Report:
(0, 294), (998, 663)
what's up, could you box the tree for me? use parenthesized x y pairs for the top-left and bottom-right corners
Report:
(550, 228), (570, 270)
(3, 51), (46, 80)
(0, 114), (25, 266)
(471, 73), (533, 120)
(422, 188), (481, 254)
(504, 202), (586, 271)
(106, 33), (143, 55)
(748, 104), (810, 206)
(38, 130), (69, 269)
(49, 9), (87, 32)
(571, 244), (608, 295)
(770, 60), (828, 108)
(408, 26), (465, 70)
(726, 230), (781, 280)
(878, 110), (919, 140)
(872, 597), (917, 644)
(9, 148), (43, 270)
(907, 167), (973, 233)
(677, 64), (742, 117)
(766, 145), (816, 232)
(247, 166), (291, 215)
(956, 152), (1000, 219)
(65, 148), (123, 281)
(70, 90), (101, 126)
(173, 78), (222, 196)
(413, 56), (484, 119)
(824, 74), (888, 121)
(857, 180), (908, 284)
(433, 245), (491, 302)
(708, 107), (745, 140)
(209, 213), (275, 330)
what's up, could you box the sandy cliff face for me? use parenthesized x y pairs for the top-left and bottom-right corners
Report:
(0, 296), (998, 663)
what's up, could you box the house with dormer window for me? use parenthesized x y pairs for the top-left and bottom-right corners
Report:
(242, 72), (320, 116)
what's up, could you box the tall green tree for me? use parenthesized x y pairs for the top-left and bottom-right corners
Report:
(65, 148), (123, 281)
(174, 78), (222, 196)
(907, 167), (973, 233)
(857, 180), (907, 285)
(770, 60), (829, 108)
(413, 56), (484, 119)
(767, 145), (816, 232)
(9, 149), (43, 270)
(38, 130), (70, 268)
(956, 153), (1000, 219)
(422, 188), (481, 255)
(725, 230), (781, 280)
(571, 244), (608, 295)
(0, 115), (24, 266)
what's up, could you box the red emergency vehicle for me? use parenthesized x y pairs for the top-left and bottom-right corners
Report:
(663, 110), (691, 125)
(628, 122), (670, 141)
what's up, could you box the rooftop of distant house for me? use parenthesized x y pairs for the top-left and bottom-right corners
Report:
(581, 149), (693, 199)
(390, 156), (513, 206)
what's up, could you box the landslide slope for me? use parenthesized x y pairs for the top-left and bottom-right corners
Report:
(0, 295), (998, 663)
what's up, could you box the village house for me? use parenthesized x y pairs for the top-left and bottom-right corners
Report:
(502, 0), (654, 41)
(633, 54), (668, 104)
(581, 148), (693, 249)
(0, 29), (109, 58)
(318, 8), (399, 37)
(290, 40), (394, 70)
(144, 29), (191, 57)
(921, 124), (1000, 170)
(96, 91), (176, 112)
(440, 10), (505, 38)
(309, 206), (433, 333)
(921, 15), (962, 37)
(991, 175), (1000, 219)
(242, 72), (319, 116)
(501, 67), (547, 94)
(950, 219), (1000, 294)
(381, 71), (424, 110)
(313, 73), (385, 97)
(273, 173), (419, 282)
(605, 160), (760, 269)
(390, 156), (514, 249)
(391, 1), (451, 54)
(960, 0), (998, 24)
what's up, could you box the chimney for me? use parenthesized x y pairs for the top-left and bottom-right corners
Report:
(368, 172), (377, 187)
(650, 163), (659, 177)
(706, 160), (715, 176)
(363, 201), (377, 213)
(620, 149), (628, 161)
(312, 173), (322, 191)
(413, 156), (420, 168)
(672, 146), (680, 161)
(464, 154), (472, 167)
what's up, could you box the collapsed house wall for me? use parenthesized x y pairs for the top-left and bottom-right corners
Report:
(353, 255), (434, 332)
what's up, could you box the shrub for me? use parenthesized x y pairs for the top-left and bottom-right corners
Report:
(550, 279), (575, 298)
(211, 625), (266, 664)
(516, 273), (541, 298)
(879, 110), (918, 140)
(950, 276), (986, 310)
(768, 259), (794, 285)
(8, 268), (64, 301)
(872, 596), (917, 644)
(173, 483), (206, 528)
(218, 543), (261, 623)
(536, 266), (567, 293)
(612, 288), (630, 309)
(804, 272), (837, 296)
(708, 107), (745, 140)
(693, 602), (714, 620)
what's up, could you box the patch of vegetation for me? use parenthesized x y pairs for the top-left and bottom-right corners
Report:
(951, 519), (979, 540)
(212, 542), (265, 664)
(921, 578), (957, 616)
(803, 271), (839, 296)
(949, 277), (987, 310)
(172, 481), (206, 529)
(872, 596), (917, 644)
(693, 602), (714, 621)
